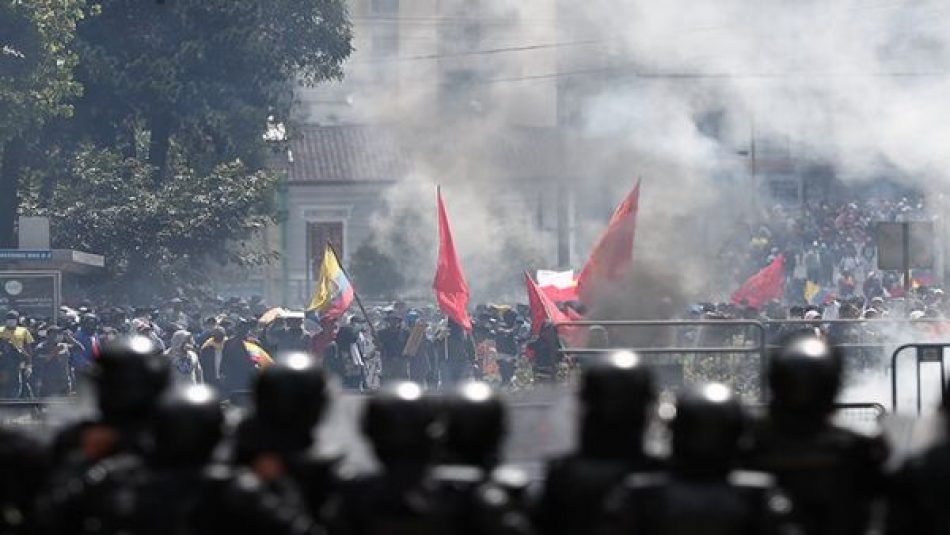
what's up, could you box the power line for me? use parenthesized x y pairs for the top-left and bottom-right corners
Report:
(466, 64), (950, 86)
(351, 39), (604, 64)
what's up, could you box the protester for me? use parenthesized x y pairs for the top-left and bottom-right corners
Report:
(219, 320), (257, 395)
(31, 326), (75, 397)
(0, 311), (34, 357)
(165, 330), (201, 385)
(376, 312), (409, 385)
(198, 327), (227, 390)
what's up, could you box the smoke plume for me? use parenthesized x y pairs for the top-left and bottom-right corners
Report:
(343, 0), (947, 308)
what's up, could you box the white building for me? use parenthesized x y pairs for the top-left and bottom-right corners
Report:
(262, 0), (601, 305)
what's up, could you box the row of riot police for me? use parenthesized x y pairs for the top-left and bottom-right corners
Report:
(0, 331), (948, 535)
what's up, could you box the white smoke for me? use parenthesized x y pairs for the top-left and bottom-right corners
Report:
(339, 0), (950, 306)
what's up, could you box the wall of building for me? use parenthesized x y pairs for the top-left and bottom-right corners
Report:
(294, 0), (561, 129)
(282, 181), (389, 305)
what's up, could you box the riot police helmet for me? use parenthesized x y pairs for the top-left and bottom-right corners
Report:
(670, 382), (744, 477)
(581, 351), (655, 416)
(438, 380), (506, 468)
(362, 381), (436, 468)
(96, 334), (169, 426)
(768, 331), (842, 418)
(253, 351), (328, 433)
(152, 384), (223, 466)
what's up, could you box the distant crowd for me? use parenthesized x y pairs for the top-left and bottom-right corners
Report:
(0, 297), (572, 399)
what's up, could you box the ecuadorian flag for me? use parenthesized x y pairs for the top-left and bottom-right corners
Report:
(804, 280), (831, 306)
(307, 244), (355, 323)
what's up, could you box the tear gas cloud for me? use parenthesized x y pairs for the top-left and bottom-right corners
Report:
(349, 0), (948, 310)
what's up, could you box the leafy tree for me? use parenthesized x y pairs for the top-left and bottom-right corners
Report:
(0, 0), (88, 246)
(69, 0), (353, 180)
(20, 147), (279, 301)
(3, 0), (353, 249)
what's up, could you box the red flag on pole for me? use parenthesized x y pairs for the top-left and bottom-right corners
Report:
(731, 255), (786, 308)
(576, 180), (641, 306)
(537, 269), (579, 303)
(525, 271), (568, 336)
(433, 187), (472, 332)
(525, 272), (588, 346)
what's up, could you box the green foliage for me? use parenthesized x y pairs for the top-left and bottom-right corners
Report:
(3, 0), (352, 296)
(0, 0), (87, 144)
(69, 0), (353, 175)
(20, 147), (279, 299)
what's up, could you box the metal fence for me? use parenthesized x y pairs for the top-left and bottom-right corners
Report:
(556, 318), (950, 409)
(891, 343), (949, 413)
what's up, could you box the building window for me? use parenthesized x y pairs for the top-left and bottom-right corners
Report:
(371, 0), (398, 15)
(306, 221), (345, 280)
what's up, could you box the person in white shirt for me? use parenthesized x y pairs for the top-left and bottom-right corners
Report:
(165, 330), (201, 385)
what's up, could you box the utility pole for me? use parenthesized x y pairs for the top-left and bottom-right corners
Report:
(556, 180), (572, 269)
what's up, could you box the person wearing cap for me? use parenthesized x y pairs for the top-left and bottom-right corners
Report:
(0, 311), (33, 357)
(131, 317), (166, 352)
(1, 311), (34, 397)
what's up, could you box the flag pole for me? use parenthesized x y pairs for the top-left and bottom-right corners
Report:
(326, 240), (382, 351)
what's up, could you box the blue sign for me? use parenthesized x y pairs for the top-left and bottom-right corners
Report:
(0, 250), (53, 261)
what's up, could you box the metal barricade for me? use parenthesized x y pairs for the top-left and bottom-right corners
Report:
(891, 343), (949, 413)
(556, 320), (768, 401)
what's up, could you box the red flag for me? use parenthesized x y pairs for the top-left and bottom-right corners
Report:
(731, 255), (786, 308)
(525, 271), (568, 336)
(577, 180), (641, 306)
(433, 188), (472, 332)
(537, 269), (579, 303)
(525, 272), (589, 347)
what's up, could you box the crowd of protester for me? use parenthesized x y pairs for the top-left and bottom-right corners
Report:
(0, 297), (573, 399)
(733, 196), (928, 291)
(0, 195), (944, 401)
(0, 330), (948, 534)
(2, 276), (948, 401)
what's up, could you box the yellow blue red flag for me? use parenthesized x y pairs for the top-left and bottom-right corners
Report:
(307, 244), (354, 323)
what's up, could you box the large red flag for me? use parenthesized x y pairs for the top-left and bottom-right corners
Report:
(576, 180), (641, 306)
(433, 188), (472, 332)
(525, 271), (569, 336)
(731, 255), (786, 308)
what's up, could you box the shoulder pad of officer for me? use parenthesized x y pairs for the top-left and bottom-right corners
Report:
(727, 470), (775, 489)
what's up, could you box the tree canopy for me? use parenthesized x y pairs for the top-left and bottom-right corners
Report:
(21, 147), (279, 299)
(69, 0), (352, 179)
(2, 0), (353, 300)
(0, 0), (86, 145)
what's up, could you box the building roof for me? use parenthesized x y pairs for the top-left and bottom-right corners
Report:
(282, 124), (588, 185)
(287, 125), (412, 183)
